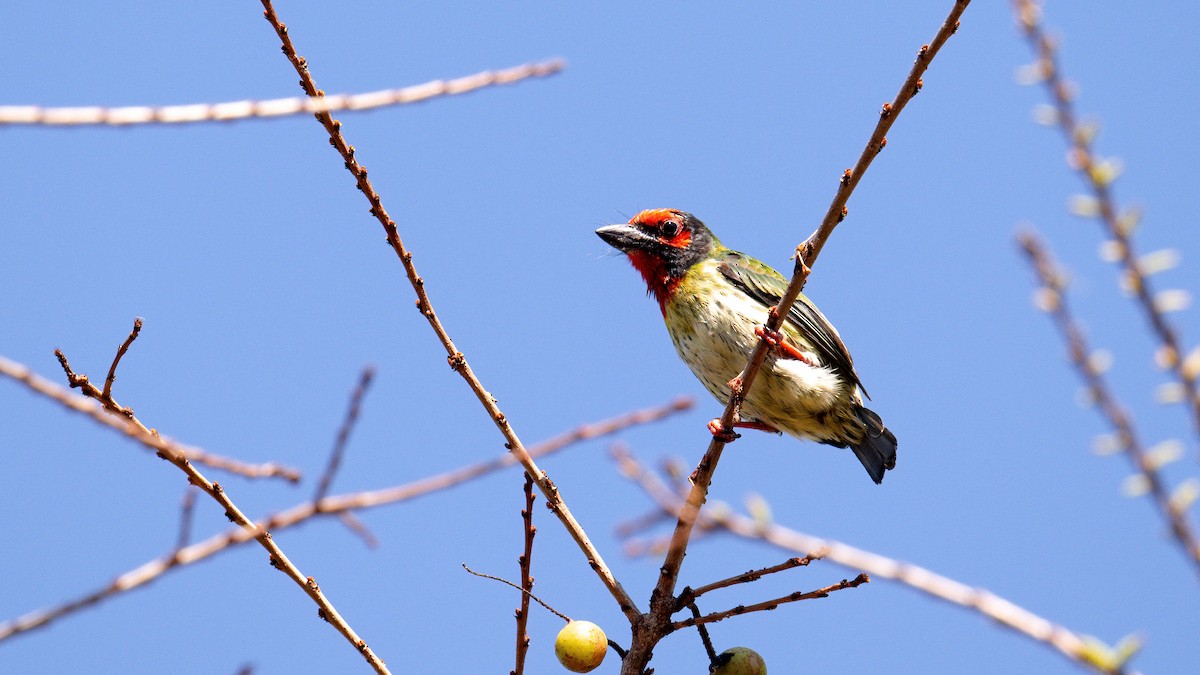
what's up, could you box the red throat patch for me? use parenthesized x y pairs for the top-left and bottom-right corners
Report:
(627, 249), (681, 316)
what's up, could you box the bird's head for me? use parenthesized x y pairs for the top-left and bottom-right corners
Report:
(596, 209), (720, 313)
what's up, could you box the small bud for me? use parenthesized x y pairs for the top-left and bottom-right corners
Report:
(1153, 289), (1191, 313)
(745, 492), (772, 530)
(1137, 249), (1180, 276)
(1116, 207), (1142, 236)
(1068, 194), (1100, 218)
(1091, 433), (1124, 457)
(1098, 240), (1125, 262)
(1014, 63), (1044, 85)
(1155, 345), (1179, 370)
(1146, 440), (1183, 470)
(1087, 349), (1113, 375)
(1121, 474), (1150, 498)
(1032, 287), (1060, 312)
(1169, 478), (1200, 514)
(1088, 157), (1123, 186)
(1032, 103), (1059, 126)
(1155, 382), (1185, 404)
(1182, 347), (1200, 379)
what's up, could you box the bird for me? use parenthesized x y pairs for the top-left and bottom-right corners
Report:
(596, 208), (897, 484)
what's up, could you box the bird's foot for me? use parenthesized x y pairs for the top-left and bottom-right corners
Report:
(708, 417), (781, 442)
(755, 325), (816, 366)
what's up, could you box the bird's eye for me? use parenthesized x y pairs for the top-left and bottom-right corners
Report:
(661, 221), (680, 238)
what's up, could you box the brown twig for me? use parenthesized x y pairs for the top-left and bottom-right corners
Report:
(314, 366), (376, 504)
(610, 444), (1130, 674)
(0, 398), (689, 642)
(101, 318), (141, 401)
(50, 345), (389, 674)
(630, 3), (972, 672)
(462, 564), (569, 623)
(257, 0), (641, 624)
(683, 599), (718, 665)
(0, 355), (301, 482)
(1019, 231), (1200, 578)
(671, 575), (869, 631)
(1013, 0), (1200, 447)
(0, 62), (564, 127)
(513, 473), (537, 675)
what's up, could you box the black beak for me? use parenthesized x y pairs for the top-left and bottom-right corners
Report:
(595, 223), (655, 253)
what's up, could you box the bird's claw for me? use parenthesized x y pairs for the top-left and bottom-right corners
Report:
(755, 325), (816, 365)
(707, 418), (741, 443)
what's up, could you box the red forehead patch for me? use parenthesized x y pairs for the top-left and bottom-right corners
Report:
(631, 208), (682, 227)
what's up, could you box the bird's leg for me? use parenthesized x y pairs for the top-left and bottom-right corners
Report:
(707, 417), (781, 442)
(755, 326), (816, 366)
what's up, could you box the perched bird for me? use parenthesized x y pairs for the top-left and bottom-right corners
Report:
(596, 209), (897, 484)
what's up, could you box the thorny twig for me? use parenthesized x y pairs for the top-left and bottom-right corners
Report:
(51, 340), (388, 673)
(0, 397), (690, 642)
(0, 355), (301, 483)
(258, 0), (642, 623)
(513, 473), (537, 675)
(0, 62), (564, 127)
(632, 3), (972, 672)
(610, 444), (1132, 674)
(1020, 231), (1200, 578)
(1013, 0), (1200, 447)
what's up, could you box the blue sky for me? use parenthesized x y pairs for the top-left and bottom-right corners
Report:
(3, 2), (1200, 673)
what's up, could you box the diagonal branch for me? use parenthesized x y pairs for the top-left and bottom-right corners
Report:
(0, 397), (689, 642)
(314, 365), (376, 504)
(642, 2), (973, 663)
(1013, 0), (1200, 448)
(257, 0), (642, 623)
(0, 354), (301, 483)
(0, 61), (564, 127)
(50, 347), (389, 673)
(1019, 231), (1200, 578)
(671, 574), (869, 630)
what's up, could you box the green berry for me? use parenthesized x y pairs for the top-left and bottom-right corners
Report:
(711, 647), (767, 675)
(554, 620), (607, 673)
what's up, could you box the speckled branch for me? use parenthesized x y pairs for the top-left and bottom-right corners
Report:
(256, 0), (642, 623)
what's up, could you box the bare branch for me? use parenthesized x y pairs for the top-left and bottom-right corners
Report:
(102, 318), (141, 401)
(1013, 0), (1200, 447)
(314, 366), (376, 504)
(175, 488), (198, 553)
(610, 444), (1127, 674)
(0, 61), (564, 127)
(1019, 230), (1200, 577)
(462, 564), (569, 623)
(513, 473), (537, 675)
(0, 354), (301, 482)
(50, 342), (388, 674)
(258, 0), (642, 622)
(0, 398), (688, 642)
(679, 553), (824, 606)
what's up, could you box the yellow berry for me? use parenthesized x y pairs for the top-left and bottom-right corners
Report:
(554, 620), (607, 673)
(711, 647), (767, 675)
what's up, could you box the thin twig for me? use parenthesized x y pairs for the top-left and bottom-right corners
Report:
(610, 444), (1127, 674)
(0, 62), (564, 127)
(0, 398), (689, 642)
(1013, 0), (1200, 448)
(50, 346), (388, 674)
(0, 355), (301, 482)
(513, 473), (537, 675)
(102, 318), (141, 401)
(678, 553), (824, 607)
(314, 366), (376, 504)
(671, 575), (869, 630)
(258, 0), (641, 623)
(633, 4), (971, 672)
(462, 564), (569, 623)
(1020, 231), (1200, 577)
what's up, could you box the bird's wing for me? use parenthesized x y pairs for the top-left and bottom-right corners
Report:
(716, 251), (866, 396)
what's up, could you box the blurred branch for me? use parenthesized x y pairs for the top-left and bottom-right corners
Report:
(1013, 0), (1200, 446)
(257, 0), (644, 623)
(631, 3), (972, 672)
(0, 61), (564, 127)
(50, 340), (388, 673)
(0, 398), (690, 642)
(1019, 231), (1200, 578)
(610, 444), (1132, 675)
(0, 354), (301, 483)
(314, 366), (376, 504)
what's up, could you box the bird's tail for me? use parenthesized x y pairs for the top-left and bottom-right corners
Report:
(850, 406), (897, 485)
